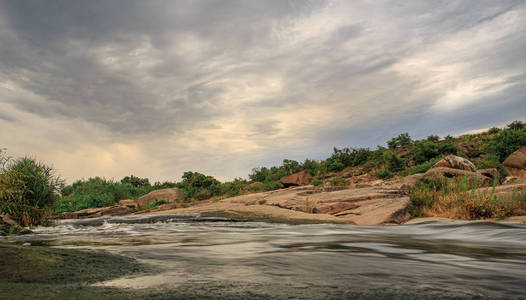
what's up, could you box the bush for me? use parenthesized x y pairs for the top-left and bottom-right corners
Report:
(438, 142), (456, 155)
(412, 140), (439, 164)
(494, 129), (526, 162)
(383, 151), (405, 172)
(377, 169), (393, 179)
(0, 157), (62, 226)
(410, 156), (444, 174)
(120, 175), (150, 188)
(311, 177), (322, 186)
(427, 135), (439, 142)
(330, 177), (347, 186)
(488, 127), (500, 134)
(262, 180), (283, 191)
(475, 154), (509, 179)
(178, 171), (221, 200)
(56, 177), (136, 214)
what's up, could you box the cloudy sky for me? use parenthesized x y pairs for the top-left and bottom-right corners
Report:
(1, 0), (525, 183)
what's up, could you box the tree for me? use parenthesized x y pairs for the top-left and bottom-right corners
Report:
(506, 120), (525, 130)
(121, 175), (151, 188)
(427, 135), (439, 142)
(387, 133), (413, 149)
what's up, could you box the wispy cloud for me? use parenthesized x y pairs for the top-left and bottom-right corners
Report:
(0, 0), (525, 182)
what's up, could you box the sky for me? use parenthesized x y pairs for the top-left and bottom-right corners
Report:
(1, 0), (525, 183)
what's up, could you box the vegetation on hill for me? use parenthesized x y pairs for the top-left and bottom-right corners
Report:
(1, 121), (526, 226)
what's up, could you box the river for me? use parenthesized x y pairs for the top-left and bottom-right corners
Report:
(4, 214), (526, 299)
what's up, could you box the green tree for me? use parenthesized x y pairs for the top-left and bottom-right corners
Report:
(0, 157), (62, 226)
(387, 133), (413, 149)
(506, 120), (525, 130)
(120, 175), (151, 188)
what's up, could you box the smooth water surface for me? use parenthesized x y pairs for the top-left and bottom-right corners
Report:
(3, 214), (526, 299)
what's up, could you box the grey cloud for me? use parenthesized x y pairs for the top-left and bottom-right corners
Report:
(0, 0), (525, 182)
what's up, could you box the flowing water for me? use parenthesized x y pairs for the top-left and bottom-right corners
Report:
(3, 214), (526, 299)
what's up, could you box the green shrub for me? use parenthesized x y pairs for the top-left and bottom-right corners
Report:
(427, 135), (439, 142)
(178, 171), (222, 200)
(438, 142), (456, 155)
(377, 169), (393, 179)
(494, 129), (526, 161)
(412, 140), (439, 164)
(220, 178), (249, 198)
(488, 127), (500, 134)
(311, 177), (322, 186)
(262, 180), (283, 191)
(475, 154), (509, 179)
(410, 156), (444, 174)
(329, 177), (346, 186)
(383, 151), (405, 172)
(0, 157), (62, 226)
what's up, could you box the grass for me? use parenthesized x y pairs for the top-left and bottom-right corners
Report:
(408, 177), (526, 219)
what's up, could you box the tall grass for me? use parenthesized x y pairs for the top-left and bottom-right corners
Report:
(409, 177), (526, 219)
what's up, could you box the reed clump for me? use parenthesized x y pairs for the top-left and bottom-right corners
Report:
(409, 177), (526, 220)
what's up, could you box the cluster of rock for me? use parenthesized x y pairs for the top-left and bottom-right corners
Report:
(424, 154), (497, 186)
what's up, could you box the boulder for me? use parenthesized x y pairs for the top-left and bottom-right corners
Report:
(137, 188), (185, 208)
(119, 199), (138, 209)
(279, 171), (313, 188)
(431, 155), (477, 172)
(503, 147), (526, 177)
(1, 214), (18, 226)
(424, 167), (492, 186)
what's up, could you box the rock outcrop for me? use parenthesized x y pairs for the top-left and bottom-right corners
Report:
(119, 199), (138, 209)
(431, 155), (477, 172)
(279, 171), (313, 188)
(424, 167), (492, 186)
(503, 147), (526, 177)
(137, 188), (185, 208)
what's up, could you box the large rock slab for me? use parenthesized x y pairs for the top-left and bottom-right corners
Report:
(137, 188), (185, 208)
(503, 147), (526, 177)
(279, 171), (313, 187)
(431, 155), (477, 172)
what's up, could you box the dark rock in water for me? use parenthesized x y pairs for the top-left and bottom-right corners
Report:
(280, 170), (313, 187)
